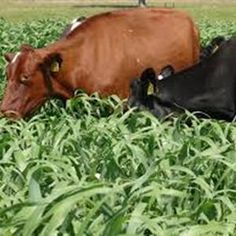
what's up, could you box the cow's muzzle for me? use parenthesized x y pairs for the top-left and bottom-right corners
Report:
(1, 110), (22, 119)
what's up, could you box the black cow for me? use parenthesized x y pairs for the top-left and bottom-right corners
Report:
(128, 36), (236, 121)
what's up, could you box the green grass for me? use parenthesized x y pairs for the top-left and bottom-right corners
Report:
(184, 5), (236, 22)
(0, 5), (236, 236)
(0, 2), (111, 23)
(1, 1), (236, 23)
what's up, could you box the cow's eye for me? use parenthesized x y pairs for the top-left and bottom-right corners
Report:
(20, 75), (29, 83)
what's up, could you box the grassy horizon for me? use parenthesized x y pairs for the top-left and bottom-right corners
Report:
(1, 1), (236, 22)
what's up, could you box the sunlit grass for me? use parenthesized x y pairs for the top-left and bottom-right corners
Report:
(1, 95), (236, 235)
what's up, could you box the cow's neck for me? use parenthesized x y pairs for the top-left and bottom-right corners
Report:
(41, 35), (90, 99)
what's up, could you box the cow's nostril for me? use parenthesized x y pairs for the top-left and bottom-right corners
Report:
(3, 110), (21, 119)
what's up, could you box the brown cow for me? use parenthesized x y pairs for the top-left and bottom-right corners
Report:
(1, 8), (200, 118)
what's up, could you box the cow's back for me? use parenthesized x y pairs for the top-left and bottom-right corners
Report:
(55, 8), (200, 98)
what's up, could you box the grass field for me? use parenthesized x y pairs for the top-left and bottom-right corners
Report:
(1, 0), (236, 22)
(1, 2), (236, 235)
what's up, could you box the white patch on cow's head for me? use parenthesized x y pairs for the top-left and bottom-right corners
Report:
(71, 18), (79, 24)
(70, 21), (83, 32)
(11, 52), (21, 64)
(157, 74), (164, 80)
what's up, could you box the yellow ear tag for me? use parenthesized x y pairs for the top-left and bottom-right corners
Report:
(50, 61), (60, 72)
(212, 45), (219, 55)
(147, 82), (154, 95)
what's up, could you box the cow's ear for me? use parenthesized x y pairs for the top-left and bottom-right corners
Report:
(140, 68), (156, 82)
(4, 53), (15, 63)
(44, 53), (63, 75)
(158, 65), (175, 80)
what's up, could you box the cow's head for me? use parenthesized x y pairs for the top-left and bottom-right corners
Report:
(127, 68), (157, 107)
(1, 44), (65, 119)
(130, 68), (156, 98)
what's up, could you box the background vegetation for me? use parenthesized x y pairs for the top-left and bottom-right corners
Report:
(1, 0), (236, 22)
(0, 2), (236, 235)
